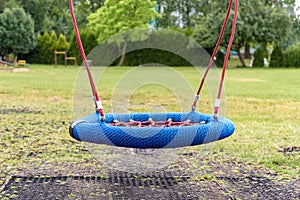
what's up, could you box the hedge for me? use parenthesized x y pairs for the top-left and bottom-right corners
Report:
(252, 47), (265, 67)
(68, 29), (98, 65)
(269, 45), (283, 68)
(283, 44), (300, 68)
(23, 31), (69, 64)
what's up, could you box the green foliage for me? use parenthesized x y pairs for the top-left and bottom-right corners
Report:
(75, 0), (105, 29)
(252, 47), (265, 67)
(283, 44), (300, 67)
(193, 0), (293, 66)
(156, 0), (209, 29)
(0, 7), (35, 59)
(113, 48), (191, 66)
(1, 0), (105, 38)
(0, 0), (19, 13)
(101, 29), (198, 66)
(22, 0), (71, 37)
(0, 0), (5, 13)
(33, 32), (52, 64)
(156, 0), (177, 28)
(215, 50), (225, 67)
(69, 29), (98, 65)
(87, 0), (161, 65)
(0, 0), (72, 36)
(88, 0), (161, 44)
(57, 34), (70, 51)
(29, 31), (69, 64)
(285, 16), (300, 48)
(269, 45), (284, 68)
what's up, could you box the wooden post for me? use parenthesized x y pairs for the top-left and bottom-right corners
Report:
(64, 51), (67, 67)
(54, 51), (57, 66)
(54, 51), (67, 66)
(66, 57), (77, 66)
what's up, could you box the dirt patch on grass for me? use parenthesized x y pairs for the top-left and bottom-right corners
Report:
(230, 78), (266, 82)
(279, 146), (300, 156)
(0, 107), (43, 114)
(0, 67), (30, 72)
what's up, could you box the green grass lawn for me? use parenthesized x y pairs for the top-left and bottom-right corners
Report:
(0, 65), (299, 184)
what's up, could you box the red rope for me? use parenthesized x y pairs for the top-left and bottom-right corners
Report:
(69, 0), (105, 119)
(192, 0), (239, 118)
(214, 0), (239, 116)
(69, 0), (237, 119)
(192, 0), (234, 110)
(110, 119), (206, 128)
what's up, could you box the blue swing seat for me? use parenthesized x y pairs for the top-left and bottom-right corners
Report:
(69, 112), (235, 149)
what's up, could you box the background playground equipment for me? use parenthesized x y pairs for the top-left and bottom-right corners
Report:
(54, 51), (77, 66)
(17, 60), (27, 67)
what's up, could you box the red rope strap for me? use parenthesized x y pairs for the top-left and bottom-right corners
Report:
(192, 0), (234, 111)
(214, 0), (239, 117)
(192, 0), (239, 118)
(69, 0), (238, 120)
(69, 0), (105, 120)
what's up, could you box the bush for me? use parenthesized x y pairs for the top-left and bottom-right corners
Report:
(252, 47), (265, 67)
(215, 50), (225, 67)
(283, 45), (300, 68)
(114, 48), (192, 66)
(0, 8), (35, 57)
(67, 29), (212, 66)
(68, 29), (98, 65)
(269, 45), (283, 68)
(28, 32), (52, 64)
(28, 31), (69, 64)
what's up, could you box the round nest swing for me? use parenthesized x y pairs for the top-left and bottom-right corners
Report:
(68, 0), (238, 149)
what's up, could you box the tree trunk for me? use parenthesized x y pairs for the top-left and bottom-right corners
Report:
(9, 53), (17, 65)
(185, 1), (191, 28)
(118, 41), (127, 66)
(244, 43), (251, 59)
(237, 43), (246, 67)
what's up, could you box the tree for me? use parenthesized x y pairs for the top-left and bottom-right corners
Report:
(0, 0), (19, 13)
(0, 0), (5, 13)
(156, 0), (210, 30)
(0, 7), (35, 61)
(0, 0), (106, 38)
(0, 0), (72, 37)
(84, 0), (105, 13)
(156, 0), (177, 28)
(193, 0), (292, 67)
(175, 0), (209, 28)
(87, 0), (161, 66)
(286, 17), (300, 47)
(22, 0), (72, 37)
(75, 0), (105, 29)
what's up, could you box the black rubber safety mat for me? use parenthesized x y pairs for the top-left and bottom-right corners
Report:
(1, 174), (201, 200)
(1, 170), (299, 200)
(1, 154), (299, 200)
